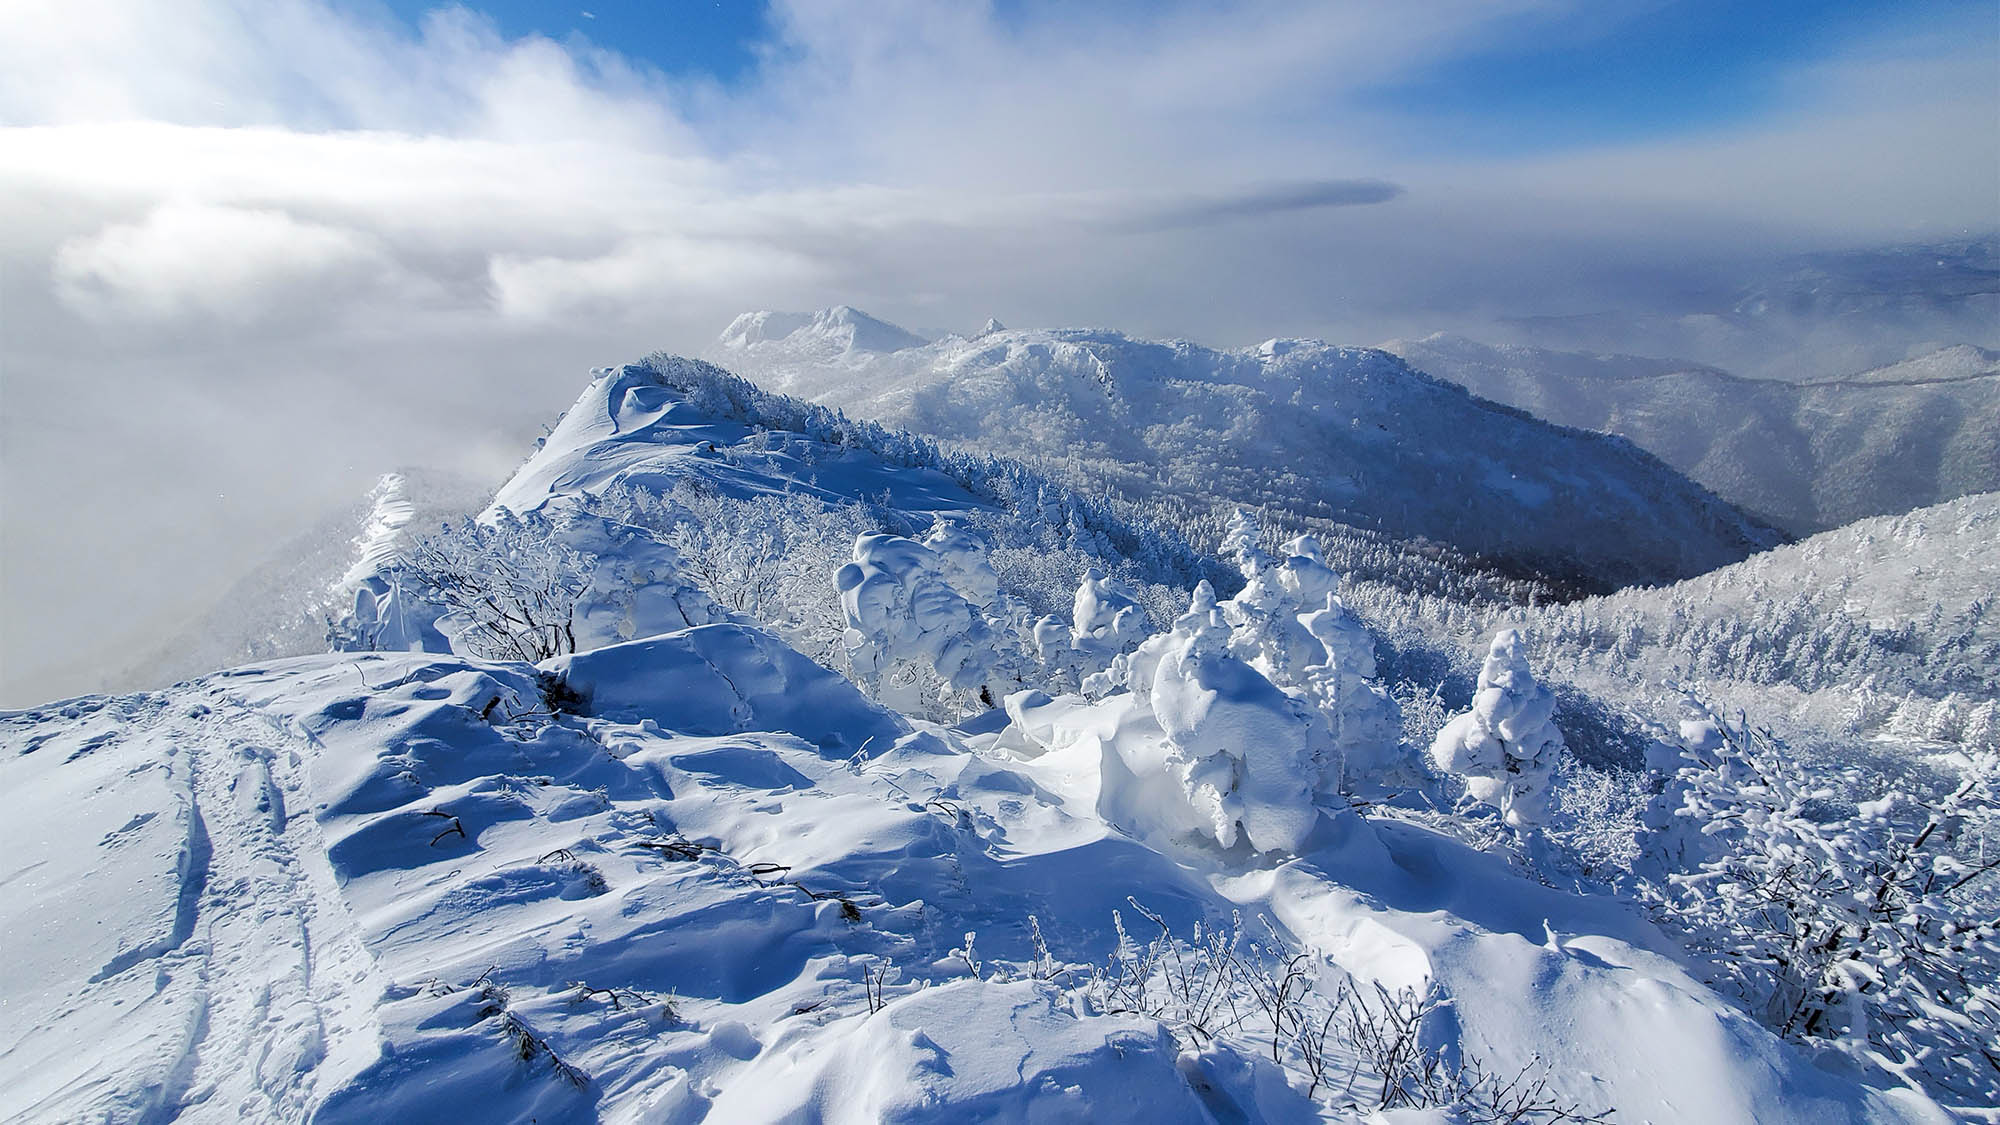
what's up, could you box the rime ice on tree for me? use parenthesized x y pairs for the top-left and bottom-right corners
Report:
(1117, 582), (1326, 853)
(836, 532), (998, 714)
(1070, 567), (1148, 662)
(1298, 592), (1406, 792)
(1429, 629), (1564, 828)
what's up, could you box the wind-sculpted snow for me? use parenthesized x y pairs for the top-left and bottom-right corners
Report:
(547, 625), (909, 756)
(0, 625), (1958, 1120)
(837, 532), (1003, 710)
(1069, 566), (1148, 661)
(714, 310), (1780, 588)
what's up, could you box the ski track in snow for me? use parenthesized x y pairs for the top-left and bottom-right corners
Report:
(0, 688), (384, 1123)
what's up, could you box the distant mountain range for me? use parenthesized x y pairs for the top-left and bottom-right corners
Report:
(1384, 334), (1999, 535)
(1493, 237), (1999, 382)
(710, 308), (1777, 590)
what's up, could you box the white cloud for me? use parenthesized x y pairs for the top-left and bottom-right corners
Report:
(53, 202), (409, 323)
(489, 234), (829, 321)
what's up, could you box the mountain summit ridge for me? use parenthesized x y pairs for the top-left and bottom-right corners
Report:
(711, 308), (1780, 589)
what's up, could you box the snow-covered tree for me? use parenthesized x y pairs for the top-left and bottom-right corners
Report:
(399, 511), (591, 661)
(588, 480), (867, 671)
(1070, 566), (1148, 663)
(1107, 582), (1331, 854)
(836, 532), (1000, 714)
(1664, 713), (2000, 1103)
(922, 518), (1001, 608)
(1220, 508), (1267, 573)
(1298, 592), (1407, 792)
(1632, 693), (1730, 881)
(1965, 699), (2000, 753)
(1429, 629), (1564, 829)
(391, 506), (721, 662)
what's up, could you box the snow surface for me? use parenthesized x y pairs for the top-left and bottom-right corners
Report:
(2, 639), (1947, 1123)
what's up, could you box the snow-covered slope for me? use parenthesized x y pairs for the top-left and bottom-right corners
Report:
(1339, 492), (2000, 764)
(712, 312), (1778, 589)
(0, 637), (1942, 1122)
(1834, 343), (2000, 385)
(1386, 334), (2000, 535)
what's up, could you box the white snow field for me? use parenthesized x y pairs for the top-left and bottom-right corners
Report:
(0, 358), (1985, 1123)
(1, 638), (1948, 1123)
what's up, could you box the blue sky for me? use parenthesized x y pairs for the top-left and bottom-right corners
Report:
(375, 0), (771, 82)
(1361, 0), (1994, 153)
(366, 0), (1996, 156)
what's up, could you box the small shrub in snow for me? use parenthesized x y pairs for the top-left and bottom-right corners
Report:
(1085, 901), (1253, 1049)
(567, 981), (669, 1016)
(1661, 706), (2000, 1104)
(534, 669), (587, 715)
(1077, 901), (1613, 1121)
(402, 512), (589, 661)
(1544, 756), (1646, 883)
(1392, 680), (1454, 758)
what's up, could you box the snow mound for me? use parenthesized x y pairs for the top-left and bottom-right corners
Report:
(546, 624), (908, 755)
(707, 979), (1207, 1122)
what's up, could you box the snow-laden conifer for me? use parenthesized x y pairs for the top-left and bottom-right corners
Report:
(1429, 629), (1564, 829)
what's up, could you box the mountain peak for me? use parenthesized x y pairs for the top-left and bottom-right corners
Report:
(717, 306), (927, 356)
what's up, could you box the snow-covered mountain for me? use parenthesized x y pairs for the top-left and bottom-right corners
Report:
(1385, 334), (2000, 535)
(713, 305), (931, 396)
(4, 356), (1994, 1122)
(711, 311), (1779, 590)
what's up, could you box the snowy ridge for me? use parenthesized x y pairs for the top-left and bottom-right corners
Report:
(1512, 491), (2000, 749)
(712, 310), (1779, 589)
(1828, 343), (2000, 386)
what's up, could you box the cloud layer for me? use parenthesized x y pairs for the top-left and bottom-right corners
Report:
(1, 0), (1994, 703)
